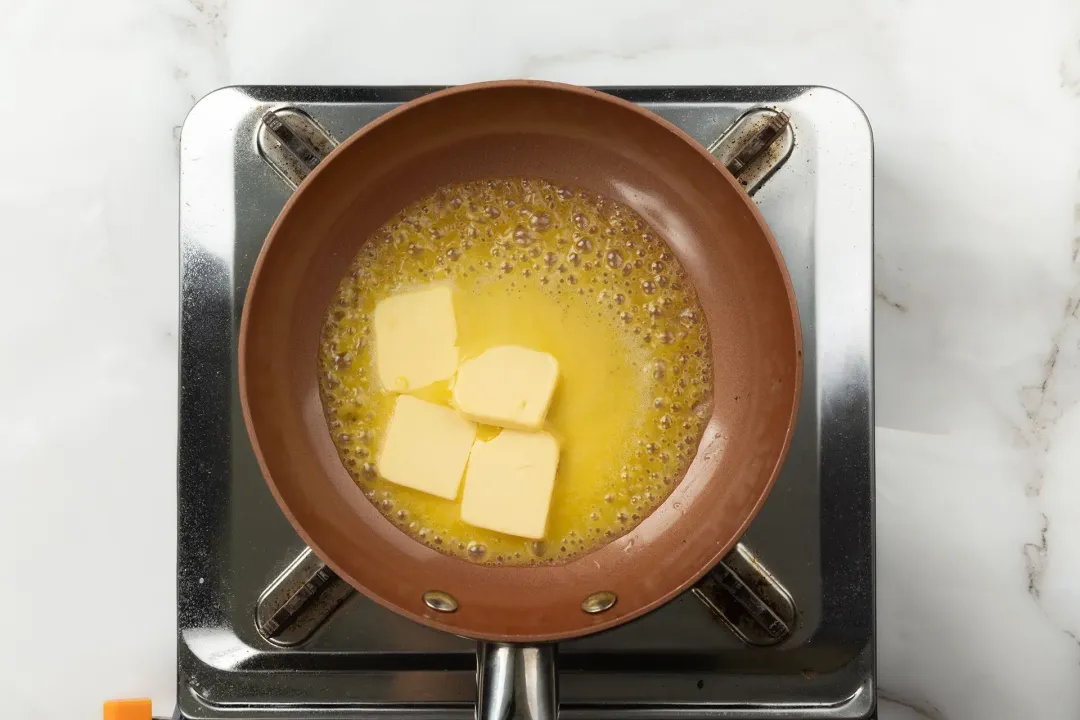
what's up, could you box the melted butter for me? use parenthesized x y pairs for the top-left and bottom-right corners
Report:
(318, 178), (712, 565)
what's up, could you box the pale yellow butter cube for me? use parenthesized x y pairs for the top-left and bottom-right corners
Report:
(460, 430), (560, 539)
(452, 346), (559, 429)
(373, 285), (459, 393)
(377, 395), (476, 500)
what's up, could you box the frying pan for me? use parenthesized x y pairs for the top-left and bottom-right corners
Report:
(239, 81), (801, 720)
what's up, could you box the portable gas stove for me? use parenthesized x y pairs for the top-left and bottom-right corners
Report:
(176, 85), (874, 720)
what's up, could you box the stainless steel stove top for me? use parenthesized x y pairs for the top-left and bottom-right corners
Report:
(177, 85), (875, 720)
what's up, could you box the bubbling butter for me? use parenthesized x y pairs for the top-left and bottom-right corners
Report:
(318, 178), (713, 566)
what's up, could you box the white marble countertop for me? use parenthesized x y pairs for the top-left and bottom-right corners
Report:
(4, 1), (1079, 718)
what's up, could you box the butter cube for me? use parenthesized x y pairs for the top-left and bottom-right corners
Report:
(373, 285), (459, 393)
(377, 395), (476, 500)
(452, 346), (559, 429)
(460, 430), (560, 539)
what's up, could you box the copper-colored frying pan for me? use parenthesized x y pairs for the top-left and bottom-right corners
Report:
(240, 81), (800, 719)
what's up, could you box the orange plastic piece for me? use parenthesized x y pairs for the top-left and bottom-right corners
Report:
(103, 698), (152, 720)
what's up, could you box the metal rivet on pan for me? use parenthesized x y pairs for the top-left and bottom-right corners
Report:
(422, 590), (459, 613)
(581, 591), (617, 614)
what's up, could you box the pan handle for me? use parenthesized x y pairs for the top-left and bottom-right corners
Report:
(476, 642), (558, 720)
